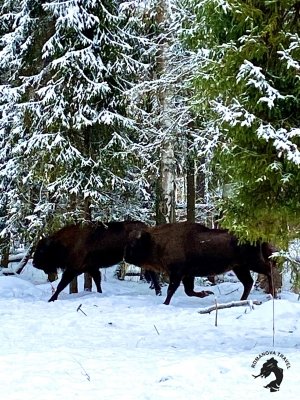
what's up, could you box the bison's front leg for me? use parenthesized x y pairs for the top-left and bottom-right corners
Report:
(182, 276), (213, 299)
(48, 268), (79, 302)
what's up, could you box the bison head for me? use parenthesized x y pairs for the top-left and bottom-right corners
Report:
(33, 237), (67, 274)
(124, 230), (152, 266)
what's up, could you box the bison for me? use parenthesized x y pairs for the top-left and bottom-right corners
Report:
(33, 221), (161, 301)
(124, 222), (275, 305)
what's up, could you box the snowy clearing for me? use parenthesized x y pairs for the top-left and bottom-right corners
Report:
(0, 263), (299, 400)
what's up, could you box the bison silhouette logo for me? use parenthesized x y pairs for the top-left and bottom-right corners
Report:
(252, 357), (283, 392)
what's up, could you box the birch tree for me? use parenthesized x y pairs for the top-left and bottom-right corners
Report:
(129, 0), (208, 225)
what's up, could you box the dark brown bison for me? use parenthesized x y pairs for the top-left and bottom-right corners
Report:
(33, 221), (161, 301)
(124, 222), (275, 305)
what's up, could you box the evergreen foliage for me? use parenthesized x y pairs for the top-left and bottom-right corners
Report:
(0, 0), (153, 241)
(187, 0), (300, 245)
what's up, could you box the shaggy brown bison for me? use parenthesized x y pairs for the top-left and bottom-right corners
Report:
(124, 222), (275, 305)
(33, 221), (161, 301)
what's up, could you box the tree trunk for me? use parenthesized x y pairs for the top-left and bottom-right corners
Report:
(68, 189), (93, 294)
(16, 243), (35, 274)
(258, 269), (282, 296)
(197, 158), (206, 203)
(186, 154), (195, 222)
(69, 277), (78, 294)
(157, 142), (176, 224)
(155, 0), (176, 225)
(84, 273), (93, 292)
(0, 233), (10, 268)
(83, 196), (93, 291)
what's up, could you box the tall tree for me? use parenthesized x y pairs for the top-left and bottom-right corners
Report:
(187, 0), (300, 245)
(0, 0), (153, 243)
(130, 0), (208, 225)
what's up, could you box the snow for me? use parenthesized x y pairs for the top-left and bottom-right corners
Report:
(0, 263), (299, 400)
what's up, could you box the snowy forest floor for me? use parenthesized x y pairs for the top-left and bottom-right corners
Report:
(0, 262), (299, 400)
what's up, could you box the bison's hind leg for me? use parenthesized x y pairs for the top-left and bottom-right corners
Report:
(163, 271), (182, 305)
(88, 268), (102, 293)
(182, 276), (213, 299)
(147, 270), (162, 296)
(233, 267), (254, 300)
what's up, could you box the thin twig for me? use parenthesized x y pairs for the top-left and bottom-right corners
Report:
(224, 288), (239, 296)
(271, 267), (275, 347)
(154, 324), (160, 335)
(77, 304), (87, 316)
(73, 358), (91, 381)
(214, 297), (218, 327)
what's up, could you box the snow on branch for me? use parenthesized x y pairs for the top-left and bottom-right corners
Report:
(212, 99), (256, 127)
(237, 60), (284, 108)
(196, 0), (232, 14)
(257, 124), (300, 165)
(278, 33), (300, 73)
(198, 299), (262, 314)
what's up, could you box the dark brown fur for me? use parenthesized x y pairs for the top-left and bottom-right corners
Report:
(33, 221), (161, 301)
(124, 222), (274, 305)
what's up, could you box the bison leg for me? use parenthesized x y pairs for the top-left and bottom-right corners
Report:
(88, 268), (102, 293)
(163, 272), (182, 305)
(147, 270), (162, 296)
(233, 267), (254, 300)
(48, 269), (79, 302)
(182, 276), (213, 298)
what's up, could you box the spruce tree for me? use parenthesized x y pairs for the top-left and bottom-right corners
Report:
(0, 0), (153, 242)
(187, 0), (300, 245)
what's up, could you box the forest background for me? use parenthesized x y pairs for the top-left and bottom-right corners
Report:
(1, 0), (300, 288)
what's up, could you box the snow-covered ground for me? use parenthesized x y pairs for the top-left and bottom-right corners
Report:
(0, 262), (299, 400)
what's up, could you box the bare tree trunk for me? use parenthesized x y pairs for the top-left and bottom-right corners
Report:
(196, 159), (206, 203)
(16, 243), (35, 274)
(0, 233), (10, 268)
(83, 196), (93, 291)
(84, 273), (93, 291)
(186, 154), (195, 222)
(258, 270), (282, 296)
(155, 0), (176, 225)
(158, 142), (176, 224)
(70, 277), (78, 294)
(68, 193), (79, 294)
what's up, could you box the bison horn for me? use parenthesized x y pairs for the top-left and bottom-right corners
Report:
(129, 230), (143, 240)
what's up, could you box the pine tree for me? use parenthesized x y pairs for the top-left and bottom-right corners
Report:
(187, 0), (300, 245)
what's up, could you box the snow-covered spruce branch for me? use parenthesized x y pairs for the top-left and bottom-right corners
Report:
(237, 60), (285, 109)
(257, 124), (300, 165)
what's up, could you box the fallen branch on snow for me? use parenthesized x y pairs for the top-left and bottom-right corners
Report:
(198, 299), (262, 314)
